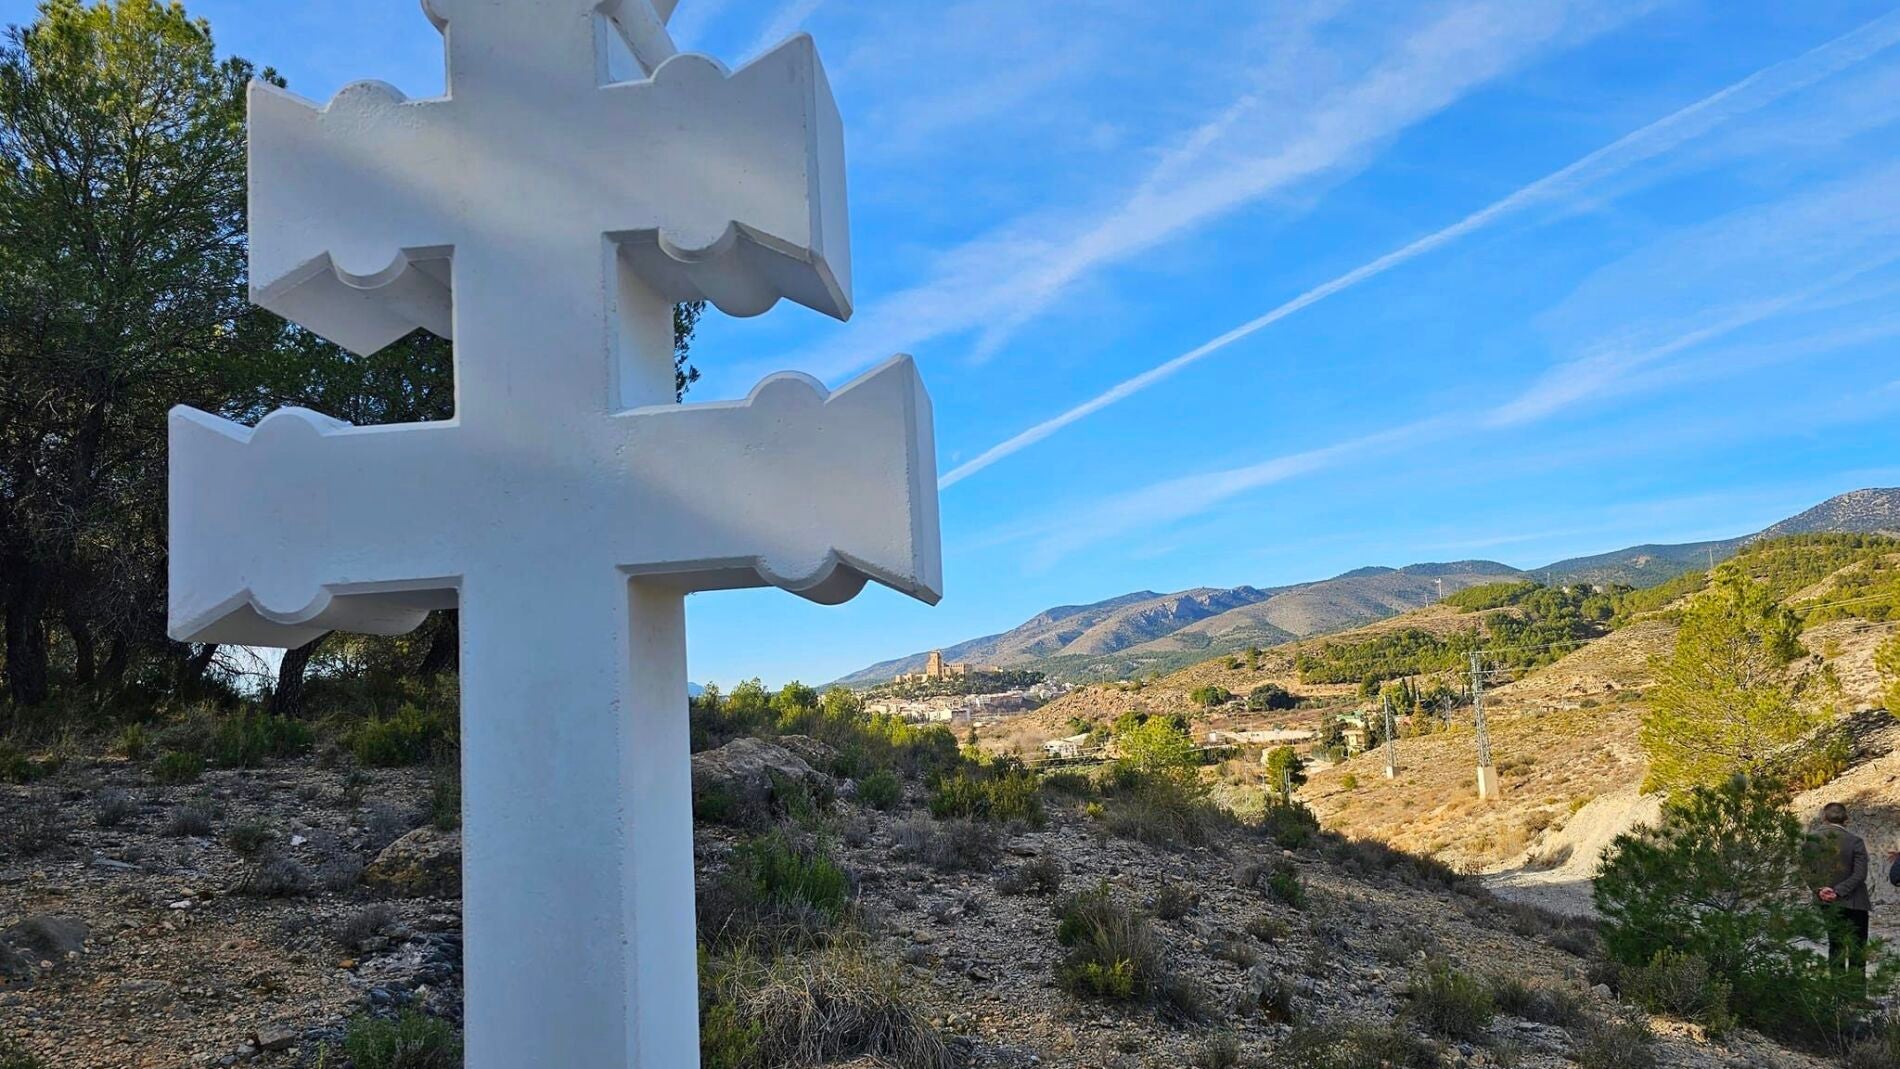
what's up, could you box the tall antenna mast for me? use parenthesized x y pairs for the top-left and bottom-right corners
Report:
(1382, 691), (1399, 779)
(1472, 650), (1497, 800)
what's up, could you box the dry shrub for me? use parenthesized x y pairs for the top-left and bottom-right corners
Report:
(724, 941), (951, 1069)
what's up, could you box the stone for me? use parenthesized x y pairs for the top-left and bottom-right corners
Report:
(364, 827), (463, 899)
(255, 1026), (297, 1052)
(691, 737), (828, 809)
(164, 2), (940, 1066)
(1, 916), (88, 966)
(772, 734), (841, 771)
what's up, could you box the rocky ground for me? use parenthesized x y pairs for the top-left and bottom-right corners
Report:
(0, 741), (1858, 1068)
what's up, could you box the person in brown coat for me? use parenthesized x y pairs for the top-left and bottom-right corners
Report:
(1815, 802), (1870, 986)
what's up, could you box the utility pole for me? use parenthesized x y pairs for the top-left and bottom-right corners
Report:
(1471, 650), (1497, 800)
(1381, 691), (1399, 779)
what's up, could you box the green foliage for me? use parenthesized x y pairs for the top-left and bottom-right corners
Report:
(1099, 764), (1234, 849)
(116, 723), (151, 761)
(0, 1036), (47, 1069)
(1442, 580), (1541, 612)
(1188, 685), (1232, 708)
(205, 712), (312, 768)
(927, 766), (1043, 825)
(1271, 1021), (1441, 1069)
(1485, 975), (1586, 1027)
(0, 743), (40, 784)
(1405, 960), (1495, 1041)
(1260, 800), (1320, 850)
(1640, 566), (1817, 791)
(1733, 534), (1900, 605)
(1618, 949), (1734, 1034)
(1570, 1016), (1657, 1069)
(1785, 730), (1853, 792)
(225, 820), (273, 857)
(149, 750), (203, 785)
(699, 940), (951, 1069)
(1263, 747), (1306, 800)
(856, 768), (900, 810)
(1245, 683), (1298, 711)
(341, 1011), (462, 1069)
(1593, 775), (1875, 1041)
(1242, 859), (1306, 909)
(1115, 716), (1198, 777)
(1053, 882), (1205, 1019)
(692, 681), (960, 784)
(353, 704), (457, 768)
(429, 768), (460, 831)
(732, 830), (849, 922)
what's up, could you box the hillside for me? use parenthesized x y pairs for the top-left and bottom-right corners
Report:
(1540, 538), (1743, 588)
(836, 565), (1525, 688)
(994, 533), (1900, 920)
(838, 487), (1900, 687)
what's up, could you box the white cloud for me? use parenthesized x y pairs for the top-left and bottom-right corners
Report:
(938, 8), (1900, 487)
(1014, 249), (1891, 566)
(785, 0), (1649, 385)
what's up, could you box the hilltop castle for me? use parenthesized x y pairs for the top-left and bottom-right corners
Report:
(896, 649), (970, 684)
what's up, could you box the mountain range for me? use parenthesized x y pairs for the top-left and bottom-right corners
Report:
(832, 487), (1900, 687)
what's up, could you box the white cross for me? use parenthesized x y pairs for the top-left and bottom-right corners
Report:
(167, 3), (942, 1066)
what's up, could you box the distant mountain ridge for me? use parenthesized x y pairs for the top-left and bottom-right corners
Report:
(832, 488), (1900, 687)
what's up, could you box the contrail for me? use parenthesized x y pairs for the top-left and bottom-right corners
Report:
(937, 8), (1900, 489)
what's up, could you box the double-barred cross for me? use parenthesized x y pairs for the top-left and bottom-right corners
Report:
(167, 3), (942, 1065)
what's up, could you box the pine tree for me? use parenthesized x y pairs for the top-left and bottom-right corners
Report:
(1640, 565), (1816, 792)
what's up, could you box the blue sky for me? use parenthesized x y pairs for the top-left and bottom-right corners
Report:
(13, 0), (1899, 687)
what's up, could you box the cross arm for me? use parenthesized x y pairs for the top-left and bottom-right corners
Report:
(168, 406), (466, 647)
(618, 355), (942, 606)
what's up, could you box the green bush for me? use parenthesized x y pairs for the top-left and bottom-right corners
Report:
(1261, 800), (1320, 849)
(1102, 769), (1233, 849)
(996, 854), (1065, 896)
(1241, 859), (1306, 910)
(0, 1036), (48, 1069)
(1271, 1021), (1440, 1069)
(700, 940), (951, 1069)
(856, 769), (901, 811)
(207, 712), (312, 767)
(1618, 948), (1733, 1033)
(733, 830), (849, 922)
(1486, 974), (1586, 1027)
(429, 768), (461, 831)
(1406, 960), (1494, 1041)
(1053, 882), (1208, 1021)
(116, 723), (151, 761)
(927, 768), (1042, 825)
(354, 704), (457, 768)
(1188, 685), (1232, 708)
(0, 744), (41, 785)
(225, 820), (274, 857)
(891, 817), (999, 873)
(149, 751), (204, 785)
(1594, 774), (1874, 1042)
(1569, 1016), (1656, 1069)
(342, 1011), (463, 1069)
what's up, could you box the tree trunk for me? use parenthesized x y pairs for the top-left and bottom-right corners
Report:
(2, 568), (52, 707)
(175, 642), (220, 696)
(271, 634), (328, 718)
(66, 610), (97, 686)
(102, 636), (129, 685)
(418, 612), (460, 679)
